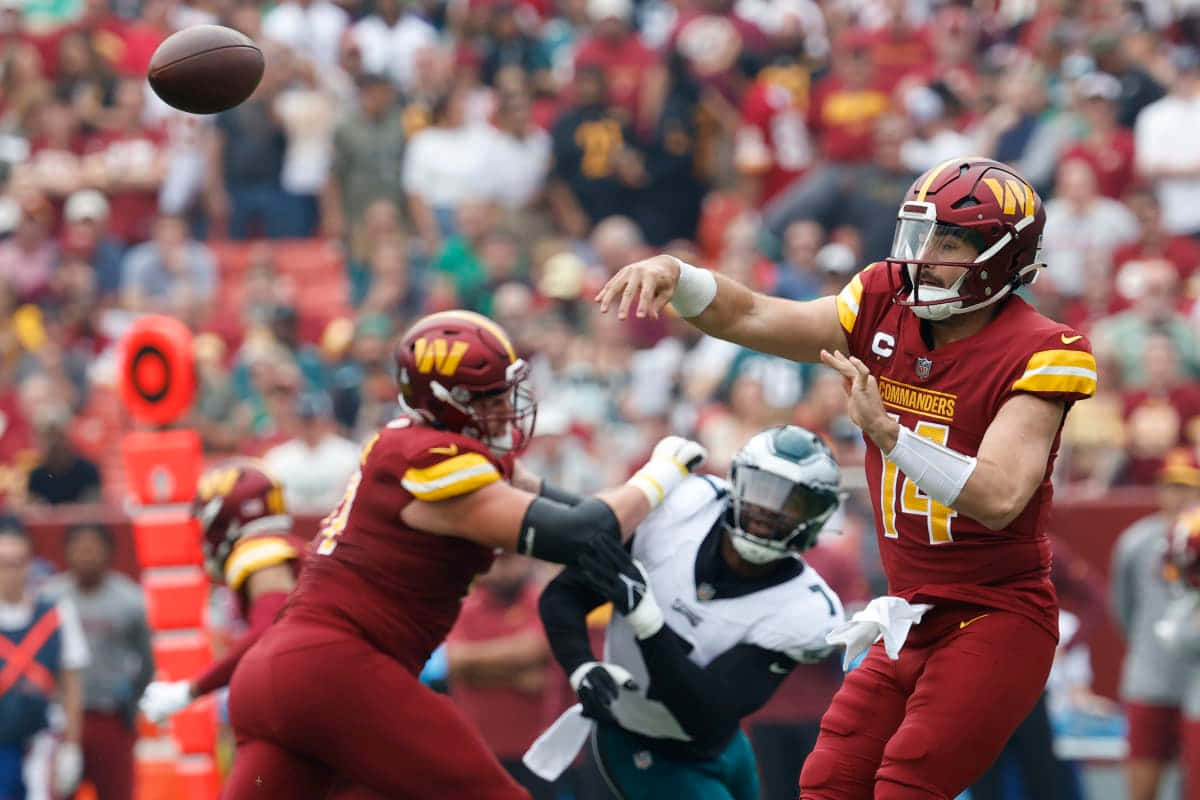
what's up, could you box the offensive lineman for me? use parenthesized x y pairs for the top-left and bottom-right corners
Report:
(139, 462), (305, 723)
(596, 157), (1098, 798)
(221, 310), (707, 800)
(533, 425), (845, 800)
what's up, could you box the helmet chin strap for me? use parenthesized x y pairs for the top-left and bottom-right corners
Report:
(907, 264), (966, 321)
(726, 524), (794, 565)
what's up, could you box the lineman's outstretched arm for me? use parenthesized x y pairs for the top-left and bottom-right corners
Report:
(539, 567), (608, 676)
(595, 254), (849, 364)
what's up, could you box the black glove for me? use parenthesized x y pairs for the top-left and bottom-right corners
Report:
(569, 661), (638, 723)
(578, 535), (664, 639)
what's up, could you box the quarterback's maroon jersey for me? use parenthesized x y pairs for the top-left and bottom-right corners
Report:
(835, 262), (1097, 637)
(283, 417), (509, 673)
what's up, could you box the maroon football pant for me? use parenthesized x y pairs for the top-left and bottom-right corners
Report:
(222, 619), (531, 800)
(799, 605), (1056, 800)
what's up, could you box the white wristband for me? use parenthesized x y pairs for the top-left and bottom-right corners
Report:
(626, 593), (664, 639)
(626, 458), (689, 509)
(884, 425), (977, 507)
(669, 258), (718, 318)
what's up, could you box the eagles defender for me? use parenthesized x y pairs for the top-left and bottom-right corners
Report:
(535, 425), (846, 800)
(597, 157), (1097, 799)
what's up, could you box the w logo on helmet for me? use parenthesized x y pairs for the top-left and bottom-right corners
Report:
(413, 337), (470, 376)
(981, 178), (1036, 217)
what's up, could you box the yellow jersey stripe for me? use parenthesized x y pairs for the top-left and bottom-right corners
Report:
(225, 538), (298, 590)
(1011, 369), (1097, 397)
(1023, 349), (1096, 372)
(835, 274), (864, 333)
(404, 453), (494, 483)
(421, 310), (517, 363)
(916, 158), (961, 201)
(402, 465), (500, 501)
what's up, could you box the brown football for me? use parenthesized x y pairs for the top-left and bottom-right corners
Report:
(148, 25), (264, 115)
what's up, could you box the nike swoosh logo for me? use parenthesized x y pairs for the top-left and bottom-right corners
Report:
(960, 613), (989, 629)
(1061, 334), (1083, 344)
(768, 662), (791, 675)
(429, 444), (459, 456)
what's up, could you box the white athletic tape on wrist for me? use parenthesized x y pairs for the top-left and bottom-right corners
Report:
(669, 258), (718, 318)
(626, 592), (664, 639)
(626, 458), (689, 508)
(884, 425), (977, 507)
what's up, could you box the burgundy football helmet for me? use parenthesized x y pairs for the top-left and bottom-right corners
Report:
(886, 157), (1046, 320)
(193, 460), (291, 581)
(1167, 506), (1200, 590)
(395, 310), (536, 453)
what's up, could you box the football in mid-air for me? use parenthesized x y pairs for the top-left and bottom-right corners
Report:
(148, 25), (264, 115)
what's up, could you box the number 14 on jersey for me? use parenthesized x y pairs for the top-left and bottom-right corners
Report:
(880, 415), (957, 545)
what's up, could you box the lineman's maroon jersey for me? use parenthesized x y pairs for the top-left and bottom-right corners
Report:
(283, 417), (510, 673)
(835, 262), (1097, 637)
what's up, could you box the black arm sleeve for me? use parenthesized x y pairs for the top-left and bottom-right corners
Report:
(538, 567), (609, 678)
(539, 481), (584, 506)
(518, 496), (620, 566)
(637, 627), (796, 744)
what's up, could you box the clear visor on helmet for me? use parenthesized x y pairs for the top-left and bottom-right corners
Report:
(734, 467), (838, 542)
(890, 219), (983, 265)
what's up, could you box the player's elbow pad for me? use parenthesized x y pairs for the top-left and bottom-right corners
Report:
(518, 496), (620, 566)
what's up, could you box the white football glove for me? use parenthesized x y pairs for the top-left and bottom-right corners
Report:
(627, 435), (708, 508)
(825, 597), (933, 671)
(53, 741), (82, 797)
(139, 680), (194, 724)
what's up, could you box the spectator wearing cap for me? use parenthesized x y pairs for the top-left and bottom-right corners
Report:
(1062, 72), (1136, 200)
(573, 0), (660, 129)
(1040, 157), (1139, 298)
(60, 189), (124, 299)
(0, 516), (87, 800)
(41, 523), (152, 800)
(119, 214), (216, 325)
(808, 29), (890, 164)
(1110, 449), (1200, 800)
(324, 73), (407, 242)
(263, 392), (360, 514)
(1135, 46), (1200, 237)
(25, 406), (100, 506)
(0, 192), (56, 305)
(262, 0), (348, 68)
(348, 0), (437, 93)
(1093, 259), (1200, 387)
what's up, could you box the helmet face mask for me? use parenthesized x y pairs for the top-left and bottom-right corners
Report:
(726, 426), (842, 565)
(885, 159), (1047, 321)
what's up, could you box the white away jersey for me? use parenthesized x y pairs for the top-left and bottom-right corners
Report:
(604, 475), (845, 741)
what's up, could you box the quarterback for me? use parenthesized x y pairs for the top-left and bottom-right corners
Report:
(139, 462), (304, 723)
(597, 157), (1097, 798)
(220, 310), (707, 800)
(534, 425), (845, 800)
